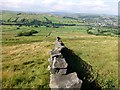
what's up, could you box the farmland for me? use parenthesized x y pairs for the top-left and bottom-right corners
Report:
(1, 11), (118, 89)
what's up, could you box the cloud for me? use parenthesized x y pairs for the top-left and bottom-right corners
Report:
(41, 0), (55, 4)
(79, 0), (105, 6)
(1, 0), (35, 10)
(1, 0), (118, 15)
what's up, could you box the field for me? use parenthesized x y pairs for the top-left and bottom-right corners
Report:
(1, 11), (118, 89)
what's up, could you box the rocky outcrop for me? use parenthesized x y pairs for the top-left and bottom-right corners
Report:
(48, 37), (82, 89)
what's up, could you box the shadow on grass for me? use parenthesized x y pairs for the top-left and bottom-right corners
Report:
(61, 47), (102, 90)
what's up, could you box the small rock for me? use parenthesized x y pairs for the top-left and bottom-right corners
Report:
(52, 57), (68, 69)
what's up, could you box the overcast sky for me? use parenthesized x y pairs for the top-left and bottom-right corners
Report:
(1, 0), (119, 15)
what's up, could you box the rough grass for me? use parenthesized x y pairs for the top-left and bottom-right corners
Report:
(2, 42), (52, 88)
(2, 25), (118, 89)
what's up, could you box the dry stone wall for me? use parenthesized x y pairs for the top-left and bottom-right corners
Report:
(48, 37), (82, 89)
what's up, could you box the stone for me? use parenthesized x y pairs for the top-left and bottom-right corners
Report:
(52, 57), (68, 69)
(48, 58), (51, 62)
(50, 73), (82, 89)
(58, 69), (67, 75)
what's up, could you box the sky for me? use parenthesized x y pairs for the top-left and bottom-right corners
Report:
(0, 0), (119, 15)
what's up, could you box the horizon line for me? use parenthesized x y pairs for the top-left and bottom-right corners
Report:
(1, 9), (118, 16)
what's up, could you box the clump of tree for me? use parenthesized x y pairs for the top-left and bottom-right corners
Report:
(63, 16), (78, 20)
(17, 30), (38, 36)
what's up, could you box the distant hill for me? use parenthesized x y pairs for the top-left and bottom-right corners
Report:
(1, 10), (117, 27)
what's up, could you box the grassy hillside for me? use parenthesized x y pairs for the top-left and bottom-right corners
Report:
(1, 11), (80, 24)
(2, 11), (118, 89)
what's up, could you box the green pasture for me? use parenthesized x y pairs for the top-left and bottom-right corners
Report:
(2, 25), (118, 89)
